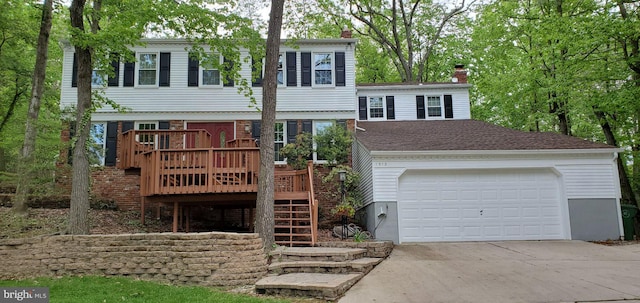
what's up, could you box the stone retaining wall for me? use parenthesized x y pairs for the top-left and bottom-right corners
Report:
(316, 241), (394, 258)
(0, 232), (268, 286)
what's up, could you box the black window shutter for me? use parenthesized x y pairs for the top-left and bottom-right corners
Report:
(159, 52), (171, 87)
(105, 121), (118, 166)
(107, 56), (119, 87)
(301, 52), (311, 86)
(335, 52), (346, 86)
(416, 95), (426, 119)
(286, 52), (297, 87)
(123, 61), (135, 87)
(286, 120), (298, 144)
(252, 57), (263, 87)
(358, 96), (368, 120)
(122, 121), (134, 132)
(223, 57), (234, 87)
(188, 55), (199, 87)
(252, 121), (261, 145)
(71, 53), (78, 87)
(158, 121), (170, 149)
(444, 94), (453, 118)
(337, 120), (347, 129)
(386, 96), (395, 120)
(301, 120), (313, 160)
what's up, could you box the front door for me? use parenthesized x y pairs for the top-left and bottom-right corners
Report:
(187, 122), (235, 148)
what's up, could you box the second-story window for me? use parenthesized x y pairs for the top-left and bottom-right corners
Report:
(427, 96), (442, 117)
(314, 53), (333, 85)
(138, 53), (157, 86)
(277, 54), (285, 85)
(369, 97), (384, 119)
(91, 70), (105, 88)
(201, 54), (221, 86)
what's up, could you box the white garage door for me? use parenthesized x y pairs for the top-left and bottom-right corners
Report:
(398, 169), (566, 242)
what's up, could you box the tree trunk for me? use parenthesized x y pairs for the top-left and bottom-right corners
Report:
(255, 0), (285, 250)
(594, 109), (638, 207)
(68, 0), (92, 234)
(12, 0), (53, 215)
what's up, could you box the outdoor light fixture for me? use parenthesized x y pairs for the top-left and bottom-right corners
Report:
(244, 123), (251, 134)
(338, 170), (347, 182)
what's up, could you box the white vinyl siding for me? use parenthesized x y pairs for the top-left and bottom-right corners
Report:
(60, 42), (356, 118)
(357, 87), (471, 121)
(556, 164), (618, 199)
(353, 141), (374, 205)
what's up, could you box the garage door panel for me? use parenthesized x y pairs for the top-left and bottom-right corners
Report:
(398, 169), (566, 242)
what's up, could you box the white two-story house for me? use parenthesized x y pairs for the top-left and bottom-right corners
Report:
(59, 33), (623, 245)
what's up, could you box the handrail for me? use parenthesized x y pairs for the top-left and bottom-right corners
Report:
(306, 160), (318, 245)
(140, 147), (259, 196)
(118, 129), (212, 169)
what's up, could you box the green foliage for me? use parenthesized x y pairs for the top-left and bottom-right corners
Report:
(322, 165), (362, 217)
(314, 122), (352, 165)
(352, 228), (371, 243)
(0, 276), (292, 303)
(279, 133), (312, 170)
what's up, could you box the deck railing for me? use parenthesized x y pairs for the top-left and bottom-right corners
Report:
(140, 147), (260, 196)
(118, 130), (212, 169)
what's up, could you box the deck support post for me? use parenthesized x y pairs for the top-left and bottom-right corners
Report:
(172, 201), (178, 232)
(141, 197), (146, 225)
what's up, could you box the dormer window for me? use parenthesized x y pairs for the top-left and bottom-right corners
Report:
(369, 97), (384, 119)
(427, 96), (442, 117)
(137, 53), (158, 86)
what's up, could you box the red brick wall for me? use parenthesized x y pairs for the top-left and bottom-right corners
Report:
(90, 166), (141, 210)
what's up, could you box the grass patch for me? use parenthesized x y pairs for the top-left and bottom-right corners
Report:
(0, 276), (292, 303)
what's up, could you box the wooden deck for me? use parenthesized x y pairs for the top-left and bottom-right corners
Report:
(119, 129), (318, 246)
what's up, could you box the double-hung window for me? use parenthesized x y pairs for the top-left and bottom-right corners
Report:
(427, 96), (442, 117)
(201, 54), (221, 86)
(88, 123), (106, 166)
(135, 122), (158, 146)
(369, 97), (384, 119)
(137, 53), (158, 86)
(313, 53), (333, 85)
(274, 122), (285, 163)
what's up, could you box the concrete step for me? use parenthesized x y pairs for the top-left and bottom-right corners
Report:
(272, 247), (367, 262)
(269, 257), (383, 275)
(255, 273), (363, 300)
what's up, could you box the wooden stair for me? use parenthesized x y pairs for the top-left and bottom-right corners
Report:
(255, 247), (384, 300)
(274, 199), (313, 247)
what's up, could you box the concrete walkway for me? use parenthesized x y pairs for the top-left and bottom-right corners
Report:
(339, 241), (640, 303)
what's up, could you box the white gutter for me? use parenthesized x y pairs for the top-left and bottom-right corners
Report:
(369, 148), (622, 157)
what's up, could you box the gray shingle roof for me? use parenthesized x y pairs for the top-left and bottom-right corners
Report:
(355, 120), (615, 152)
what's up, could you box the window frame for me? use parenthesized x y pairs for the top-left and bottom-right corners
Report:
(368, 96), (386, 120)
(135, 121), (159, 146)
(312, 52), (334, 86)
(427, 95), (443, 117)
(276, 53), (285, 86)
(89, 122), (107, 166)
(312, 120), (333, 163)
(274, 122), (286, 164)
(136, 52), (159, 87)
(199, 54), (223, 87)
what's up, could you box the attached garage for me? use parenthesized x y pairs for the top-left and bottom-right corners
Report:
(353, 120), (623, 243)
(397, 169), (566, 242)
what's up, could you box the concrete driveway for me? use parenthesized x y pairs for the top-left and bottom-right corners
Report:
(339, 241), (640, 303)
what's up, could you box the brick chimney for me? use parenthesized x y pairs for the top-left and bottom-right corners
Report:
(340, 26), (352, 38)
(452, 64), (467, 84)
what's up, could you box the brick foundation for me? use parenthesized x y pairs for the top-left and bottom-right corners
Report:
(0, 232), (268, 286)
